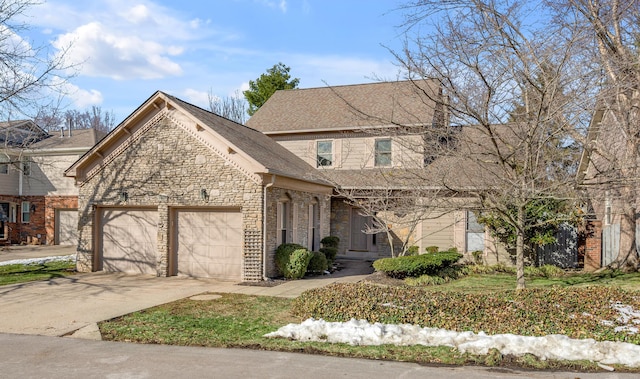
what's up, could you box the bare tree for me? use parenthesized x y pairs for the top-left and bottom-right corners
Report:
(394, 0), (589, 289)
(208, 90), (248, 124)
(555, 0), (640, 270)
(0, 0), (72, 122)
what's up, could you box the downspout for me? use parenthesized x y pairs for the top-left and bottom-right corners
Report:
(262, 175), (276, 280)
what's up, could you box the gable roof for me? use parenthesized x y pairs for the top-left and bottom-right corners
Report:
(27, 128), (104, 152)
(66, 91), (331, 188)
(0, 120), (48, 147)
(246, 79), (442, 134)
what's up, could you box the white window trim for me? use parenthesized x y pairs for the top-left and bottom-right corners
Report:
(21, 201), (30, 223)
(276, 198), (290, 245)
(316, 140), (333, 168)
(374, 138), (393, 167)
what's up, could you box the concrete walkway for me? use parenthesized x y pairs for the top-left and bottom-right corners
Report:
(0, 248), (373, 339)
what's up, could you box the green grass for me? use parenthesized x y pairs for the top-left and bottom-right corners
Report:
(418, 269), (640, 292)
(99, 270), (640, 373)
(0, 260), (76, 285)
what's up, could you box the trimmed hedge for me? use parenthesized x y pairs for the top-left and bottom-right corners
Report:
(319, 247), (337, 265)
(373, 249), (462, 279)
(276, 243), (309, 279)
(307, 251), (328, 273)
(286, 249), (313, 279)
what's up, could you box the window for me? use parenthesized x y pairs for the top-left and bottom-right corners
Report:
(21, 201), (30, 223)
(277, 199), (290, 245)
(308, 201), (320, 251)
(374, 139), (392, 167)
(316, 141), (332, 167)
(0, 155), (8, 174)
(465, 210), (485, 252)
(21, 158), (30, 176)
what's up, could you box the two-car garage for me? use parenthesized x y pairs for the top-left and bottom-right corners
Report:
(98, 207), (242, 281)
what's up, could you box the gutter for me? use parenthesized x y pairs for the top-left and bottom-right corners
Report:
(262, 175), (276, 280)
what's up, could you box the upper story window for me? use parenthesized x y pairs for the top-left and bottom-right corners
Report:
(374, 139), (392, 167)
(317, 140), (333, 167)
(0, 155), (8, 174)
(21, 158), (31, 176)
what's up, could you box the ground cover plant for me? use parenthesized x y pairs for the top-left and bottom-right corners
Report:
(99, 270), (640, 372)
(0, 260), (76, 286)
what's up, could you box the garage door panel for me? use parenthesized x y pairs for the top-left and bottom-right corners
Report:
(101, 209), (158, 275)
(176, 210), (242, 280)
(56, 209), (78, 246)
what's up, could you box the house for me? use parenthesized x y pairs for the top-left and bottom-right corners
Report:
(64, 91), (333, 281)
(577, 106), (637, 270)
(246, 80), (505, 263)
(0, 120), (101, 245)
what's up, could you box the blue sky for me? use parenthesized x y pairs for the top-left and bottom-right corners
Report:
(20, 0), (409, 122)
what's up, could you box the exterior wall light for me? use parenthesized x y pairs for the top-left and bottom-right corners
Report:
(120, 191), (129, 202)
(200, 188), (209, 201)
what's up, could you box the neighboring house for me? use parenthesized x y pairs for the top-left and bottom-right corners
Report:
(65, 91), (333, 281)
(0, 120), (101, 245)
(246, 80), (505, 263)
(577, 107), (636, 269)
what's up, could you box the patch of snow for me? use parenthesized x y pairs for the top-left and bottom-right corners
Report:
(0, 255), (75, 267)
(265, 318), (640, 367)
(601, 302), (640, 335)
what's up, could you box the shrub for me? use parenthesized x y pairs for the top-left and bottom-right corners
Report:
(320, 236), (340, 248)
(320, 247), (337, 265)
(307, 251), (328, 274)
(425, 246), (439, 254)
(405, 245), (419, 256)
(284, 248), (313, 279)
(373, 249), (462, 279)
(405, 274), (445, 286)
(275, 243), (305, 277)
(538, 264), (564, 278)
(471, 250), (483, 264)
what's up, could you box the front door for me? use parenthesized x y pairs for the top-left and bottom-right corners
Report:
(350, 209), (369, 251)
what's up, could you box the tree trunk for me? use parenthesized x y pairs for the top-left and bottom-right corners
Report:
(516, 205), (526, 290)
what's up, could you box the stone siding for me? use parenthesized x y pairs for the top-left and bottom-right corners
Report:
(77, 115), (264, 280)
(264, 187), (330, 277)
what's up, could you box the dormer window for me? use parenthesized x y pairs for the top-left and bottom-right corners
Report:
(317, 140), (333, 167)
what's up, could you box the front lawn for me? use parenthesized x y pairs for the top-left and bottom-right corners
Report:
(0, 260), (76, 286)
(99, 269), (640, 372)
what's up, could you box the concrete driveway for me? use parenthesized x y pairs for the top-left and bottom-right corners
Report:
(0, 273), (231, 338)
(0, 245), (374, 339)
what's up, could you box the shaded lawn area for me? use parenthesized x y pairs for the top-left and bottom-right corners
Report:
(0, 261), (76, 286)
(99, 270), (640, 373)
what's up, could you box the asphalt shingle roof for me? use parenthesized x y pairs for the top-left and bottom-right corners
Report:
(246, 80), (441, 133)
(163, 93), (330, 186)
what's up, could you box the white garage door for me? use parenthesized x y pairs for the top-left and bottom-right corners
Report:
(56, 209), (78, 246)
(101, 208), (158, 275)
(175, 209), (242, 280)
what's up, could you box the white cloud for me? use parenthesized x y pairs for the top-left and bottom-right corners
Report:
(256, 0), (287, 13)
(182, 88), (210, 109)
(51, 77), (103, 108)
(121, 4), (151, 24)
(53, 22), (183, 80)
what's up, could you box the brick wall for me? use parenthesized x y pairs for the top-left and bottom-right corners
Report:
(583, 220), (602, 272)
(44, 196), (78, 245)
(0, 195), (45, 244)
